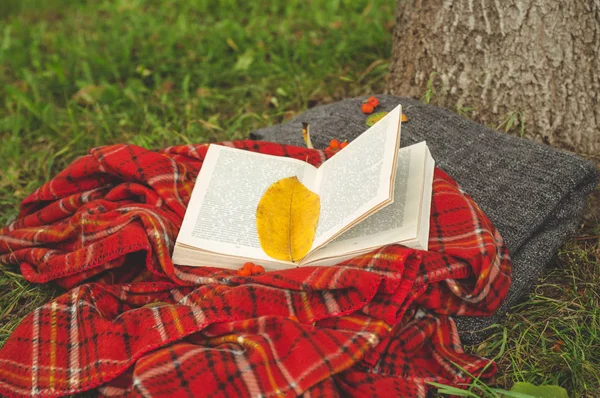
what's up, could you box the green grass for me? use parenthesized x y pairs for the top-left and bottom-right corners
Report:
(429, 200), (600, 397)
(0, 0), (392, 224)
(470, 237), (600, 397)
(1, 1), (599, 397)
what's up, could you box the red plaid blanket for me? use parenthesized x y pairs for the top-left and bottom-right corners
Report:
(0, 141), (511, 397)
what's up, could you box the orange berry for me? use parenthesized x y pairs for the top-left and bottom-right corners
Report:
(251, 265), (265, 275)
(367, 96), (379, 107)
(242, 262), (254, 270)
(329, 139), (340, 149)
(361, 102), (374, 114)
(340, 141), (349, 149)
(237, 268), (252, 276)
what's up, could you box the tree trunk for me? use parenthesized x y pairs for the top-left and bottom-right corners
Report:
(387, 0), (600, 159)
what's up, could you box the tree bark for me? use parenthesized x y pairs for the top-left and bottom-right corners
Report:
(387, 0), (600, 159)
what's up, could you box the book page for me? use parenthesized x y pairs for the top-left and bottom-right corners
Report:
(302, 142), (429, 264)
(176, 145), (317, 262)
(415, 145), (435, 251)
(312, 105), (402, 248)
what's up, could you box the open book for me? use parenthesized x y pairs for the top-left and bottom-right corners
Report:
(172, 105), (435, 270)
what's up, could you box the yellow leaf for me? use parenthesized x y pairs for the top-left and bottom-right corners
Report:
(256, 177), (320, 263)
(226, 38), (239, 51)
(301, 122), (314, 149)
(72, 84), (104, 105)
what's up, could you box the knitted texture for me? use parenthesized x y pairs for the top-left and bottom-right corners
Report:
(0, 141), (511, 397)
(251, 97), (598, 343)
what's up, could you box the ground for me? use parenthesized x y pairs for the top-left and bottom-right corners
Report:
(0, 1), (598, 396)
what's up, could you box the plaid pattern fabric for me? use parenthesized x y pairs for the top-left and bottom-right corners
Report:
(0, 141), (511, 397)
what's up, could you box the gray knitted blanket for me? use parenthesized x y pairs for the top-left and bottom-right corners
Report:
(250, 95), (598, 344)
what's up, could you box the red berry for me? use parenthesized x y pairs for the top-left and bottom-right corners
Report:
(329, 139), (340, 149)
(367, 96), (379, 107)
(288, 315), (299, 322)
(340, 141), (349, 149)
(242, 262), (254, 270)
(361, 102), (374, 114)
(237, 268), (252, 276)
(251, 265), (265, 275)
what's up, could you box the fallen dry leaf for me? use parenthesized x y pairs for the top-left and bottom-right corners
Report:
(160, 81), (174, 93)
(72, 85), (104, 105)
(256, 176), (320, 262)
(301, 122), (314, 149)
(196, 87), (211, 97)
(226, 38), (238, 51)
(366, 111), (388, 126)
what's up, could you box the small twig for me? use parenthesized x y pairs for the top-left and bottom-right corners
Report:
(574, 235), (600, 241)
